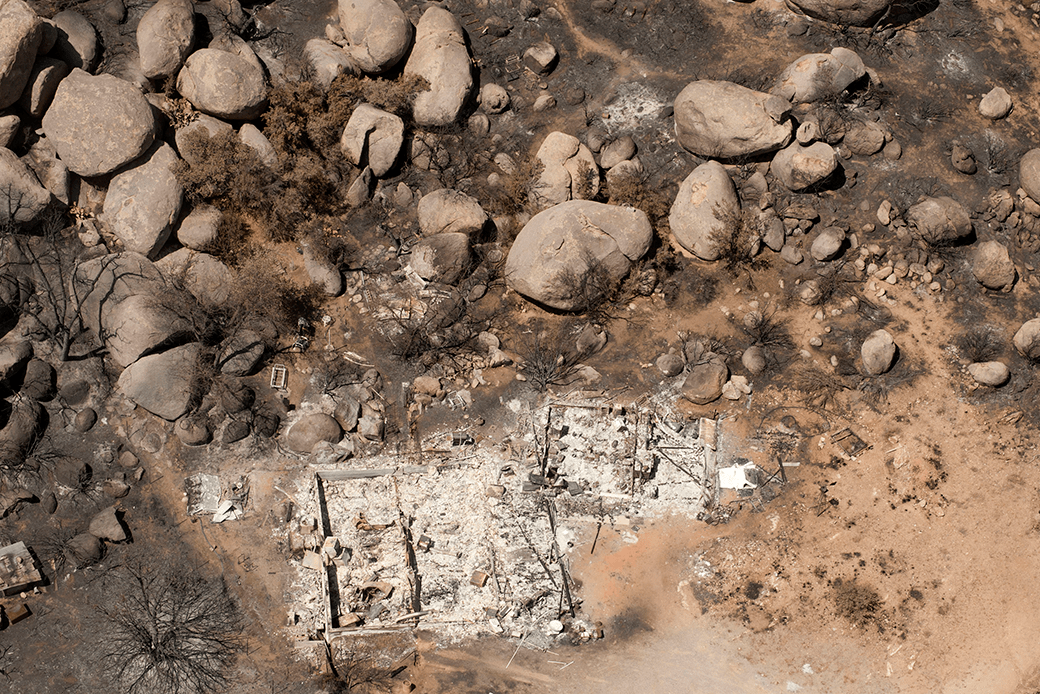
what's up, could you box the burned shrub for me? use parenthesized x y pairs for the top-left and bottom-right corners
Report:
(956, 325), (1003, 362)
(833, 578), (881, 627)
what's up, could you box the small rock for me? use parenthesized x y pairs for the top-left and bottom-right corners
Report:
(480, 83), (510, 114)
(861, 329), (897, 375)
(978, 87), (1012, 120)
(742, 345), (767, 374)
(523, 42), (558, 75)
(175, 417), (211, 446)
(73, 408), (97, 432)
(656, 353), (684, 377)
(951, 144), (977, 175)
(781, 244), (804, 265)
(810, 227), (846, 261)
(103, 479), (131, 498)
(41, 491), (57, 514)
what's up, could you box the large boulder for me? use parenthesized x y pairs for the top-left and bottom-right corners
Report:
(23, 139), (69, 206)
(674, 81), (793, 160)
(844, 120), (886, 156)
(0, 398), (44, 465)
(682, 362), (729, 405)
(102, 293), (194, 368)
(42, 70), (158, 177)
(73, 252), (196, 368)
(66, 532), (103, 568)
(0, 338), (32, 390)
(906, 196), (972, 246)
(17, 56), (69, 118)
(217, 329), (264, 376)
(532, 131), (600, 208)
(51, 10), (99, 72)
(785, 0), (894, 26)
(979, 87), (1012, 120)
(304, 38), (359, 90)
(20, 357), (55, 401)
(0, 146), (51, 225)
(137, 0), (196, 81)
(173, 114), (233, 166)
(409, 232), (472, 284)
(861, 329), (896, 375)
(405, 7), (474, 126)
(116, 342), (203, 420)
(284, 413), (342, 454)
(772, 141), (838, 192)
(338, 0), (413, 74)
(417, 188), (487, 236)
(972, 240), (1016, 290)
(339, 103), (404, 177)
(1020, 148), (1040, 204)
(772, 48), (865, 104)
(176, 48), (268, 120)
(668, 161), (740, 260)
(0, 0), (43, 110)
(504, 200), (652, 310)
(102, 142), (184, 259)
(73, 252), (165, 332)
(156, 248), (233, 305)
(239, 123), (277, 169)
(89, 506), (127, 542)
(1014, 318), (1040, 360)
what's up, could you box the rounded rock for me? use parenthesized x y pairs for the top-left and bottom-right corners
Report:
(968, 361), (1010, 387)
(176, 48), (268, 120)
(42, 70), (158, 177)
(861, 328), (896, 375)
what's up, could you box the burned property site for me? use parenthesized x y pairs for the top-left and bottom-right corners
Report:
(5, 0), (1040, 692)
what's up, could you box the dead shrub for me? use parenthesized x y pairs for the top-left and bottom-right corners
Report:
(791, 365), (850, 410)
(99, 562), (245, 694)
(484, 151), (544, 219)
(709, 204), (770, 287)
(956, 325), (1003, 362)
(516, 320), (581, 392)
(740, 304), (793, 349)
(605, 173), (672, 226)
(833, 578), (881, 627)
(175, 129), (274, 216)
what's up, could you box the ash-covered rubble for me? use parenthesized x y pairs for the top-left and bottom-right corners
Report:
(283, 398), (718, 647)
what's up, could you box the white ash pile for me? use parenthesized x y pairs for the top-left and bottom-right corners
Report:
(519, 400), (718, 520)
(283, 398), (719, 646)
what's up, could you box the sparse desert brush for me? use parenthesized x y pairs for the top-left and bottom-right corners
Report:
(228, 247), (327, 336)
(515, 320), (582, 392)
(791, 365), (849, 410)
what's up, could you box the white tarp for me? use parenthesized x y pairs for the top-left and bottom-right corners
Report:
(718, 463), (758, 490)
